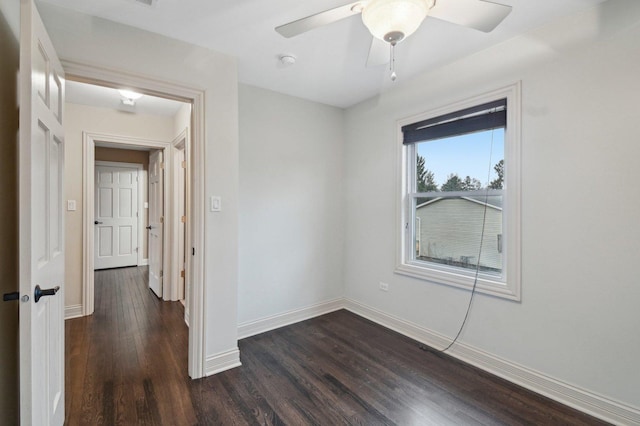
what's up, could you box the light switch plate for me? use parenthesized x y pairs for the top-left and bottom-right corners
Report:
(210, 196), (222, 212)
(67, 200), (76, 211)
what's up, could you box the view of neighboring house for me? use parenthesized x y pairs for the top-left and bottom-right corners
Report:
(416, 196), (502, 272)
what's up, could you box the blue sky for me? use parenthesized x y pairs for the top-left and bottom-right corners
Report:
(416, 129), (505, 188)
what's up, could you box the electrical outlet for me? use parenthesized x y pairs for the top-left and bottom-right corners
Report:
(379, 282), (389, 292)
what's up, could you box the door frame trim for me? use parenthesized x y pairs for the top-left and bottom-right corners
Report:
(94, 160), (145, 268)
(85, 135), (171, 308)
(66, 59), (207, 379)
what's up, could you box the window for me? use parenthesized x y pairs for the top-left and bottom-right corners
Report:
(396, 84), (521, 300)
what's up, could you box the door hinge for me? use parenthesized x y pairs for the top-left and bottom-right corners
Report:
(160, 216), (164, 223)
(180, 269), (185, 278)
(181, 161), (186, 169)
(160, 161), (165, 169)
(181, 215), (186, 223)
(192, 247), (195, 256)
(160, 270), (163, 277)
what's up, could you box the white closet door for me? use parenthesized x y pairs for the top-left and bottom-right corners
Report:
(94, 163), (140, 270)
(148, 150), (164, 297)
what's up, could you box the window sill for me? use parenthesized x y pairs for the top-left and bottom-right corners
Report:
(394, 262), (521, 301)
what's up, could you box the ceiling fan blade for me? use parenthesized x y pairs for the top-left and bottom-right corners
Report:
(429, 0), (512, 33)
(366, 36), (389, 67)
(276, 2), (364, 38)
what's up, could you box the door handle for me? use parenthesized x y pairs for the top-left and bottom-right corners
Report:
(146, 226), (152, 230)
(34, 285), (60, 303)
(94, 220), (103, 225)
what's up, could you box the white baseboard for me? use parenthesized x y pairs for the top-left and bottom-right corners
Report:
(139, 258), (149, 266)
(237, 298), (344, 340)
(205, 348), (241, 376)
(64, 304), (83, 320)
(343, 298), (640, 426)
(184, 309), (190, 327)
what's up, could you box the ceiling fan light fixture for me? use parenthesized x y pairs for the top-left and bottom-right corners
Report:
(362, 0), (434, 43)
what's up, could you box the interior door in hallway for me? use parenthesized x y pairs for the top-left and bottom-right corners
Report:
(175, 146), (186, 301)
(149, 150), (164, 297)
(19, 0), (66, 424)
(94, 162), (140, 270)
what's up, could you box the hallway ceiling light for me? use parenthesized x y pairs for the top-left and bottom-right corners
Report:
(118, 89), (143, 107)
(118, 89), (143, 100)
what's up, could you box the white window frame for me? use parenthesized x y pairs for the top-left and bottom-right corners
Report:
(395, 83), (521, 301)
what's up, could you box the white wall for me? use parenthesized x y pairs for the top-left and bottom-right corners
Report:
(344, 0), (640, 411)
(39, 3), (239, 361)
(238, 84), (345, 324)
(173, 102), (191, 138)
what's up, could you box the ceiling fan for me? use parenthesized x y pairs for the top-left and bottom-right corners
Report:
(276, 0), (512, 79)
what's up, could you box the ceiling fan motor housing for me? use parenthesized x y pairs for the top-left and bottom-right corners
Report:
(384, 31), (405, 45)
(362, 0), (436, 43)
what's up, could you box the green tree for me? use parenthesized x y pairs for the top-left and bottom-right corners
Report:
(462, 175), (482, 191)
(416, 155), (438, 192)
(441, 174), (464, 191)
(488, 159), (504, 189)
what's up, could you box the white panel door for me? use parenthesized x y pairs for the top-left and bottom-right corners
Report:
(19, 1), (65, 424)
(148, 150), (164, 297)
(94, 163), (140, 270)
(176, 148), (186, 301)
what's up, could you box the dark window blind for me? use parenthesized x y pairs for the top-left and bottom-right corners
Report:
(402, 99), (506, 145)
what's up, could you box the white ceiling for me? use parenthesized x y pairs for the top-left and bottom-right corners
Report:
(66, 80), (186, 116)
(40, 0), (605, 108)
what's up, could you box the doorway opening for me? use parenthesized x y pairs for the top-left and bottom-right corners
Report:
(77, 89), (189, 310)
(64, 64), (206, 378)
(91, 145), (170, 301)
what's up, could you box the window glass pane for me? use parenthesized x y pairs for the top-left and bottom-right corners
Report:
(412, 128), (505, 275)
(414, 194), (503, 274)
(414, 129), (504, 193)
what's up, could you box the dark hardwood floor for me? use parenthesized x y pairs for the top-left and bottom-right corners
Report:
(66, 266), (608, 425)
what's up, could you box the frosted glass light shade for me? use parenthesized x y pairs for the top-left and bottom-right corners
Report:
(362, 0), (434, 42)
